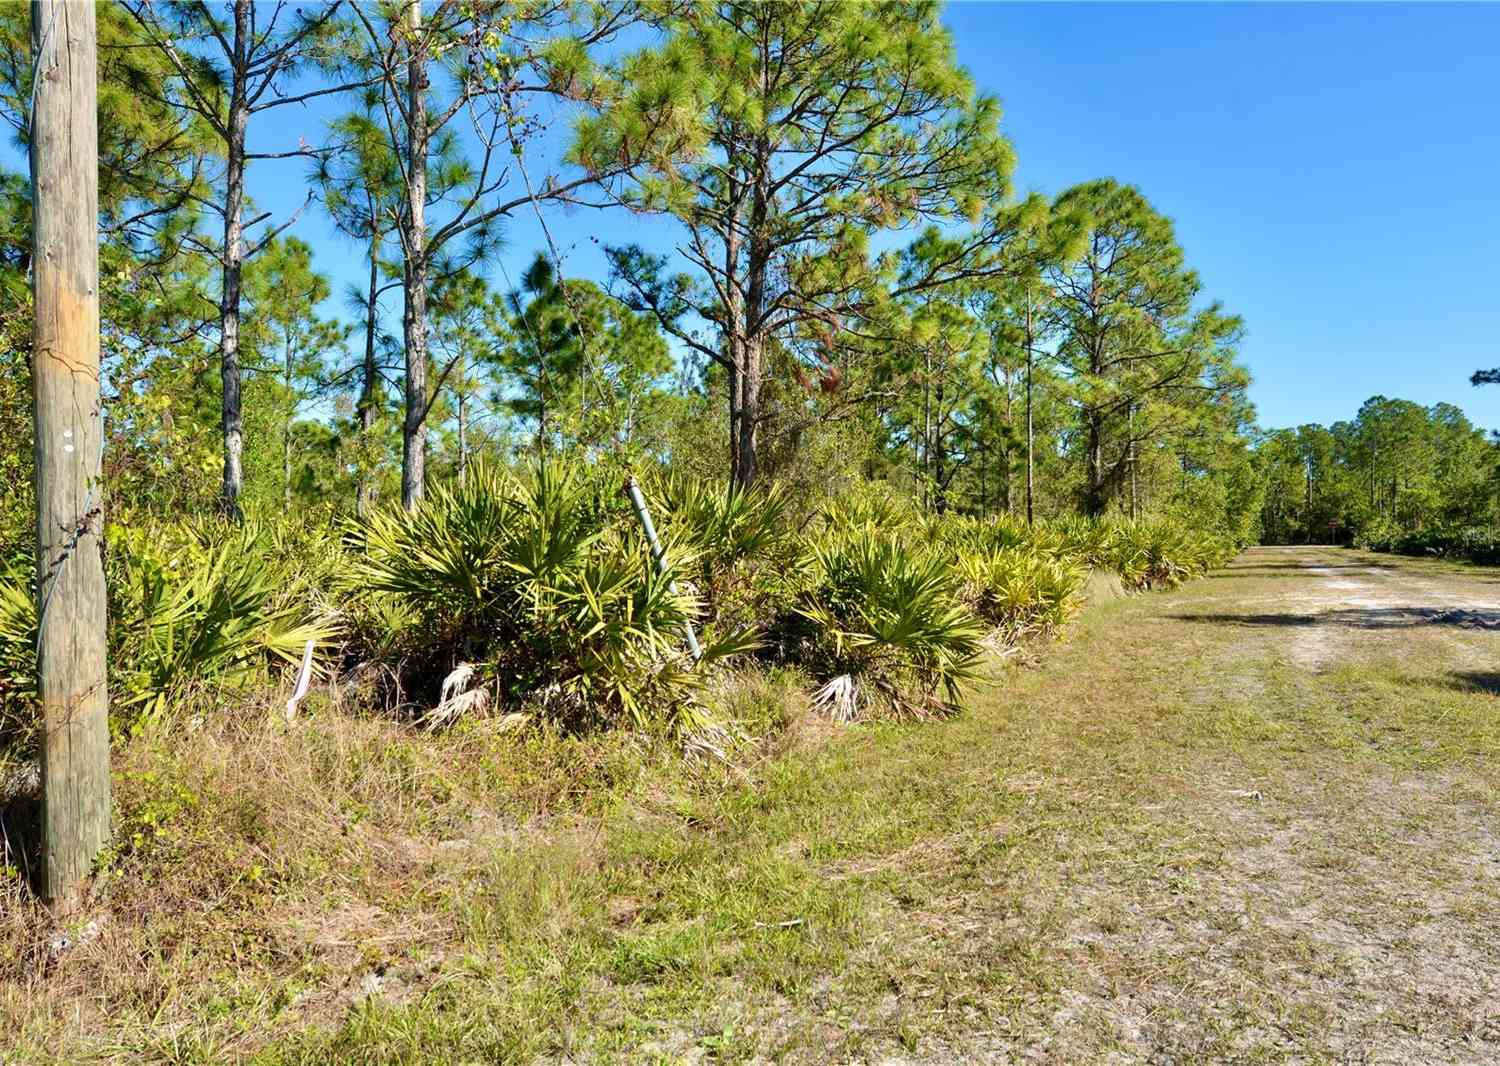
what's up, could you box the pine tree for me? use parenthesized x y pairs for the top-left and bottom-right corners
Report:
(348, 0), (645, 508)
(242, 238), (347, 507)
(1047, 179), (1247, 517)
(493, 254), (672, 455)
(123, 0), (357, 519)
(316, 102), (403, 516)
(593, 0), (1015, 487)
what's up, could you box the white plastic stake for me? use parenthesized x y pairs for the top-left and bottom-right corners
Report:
(624, 476), (703, 662)
(284, 638), (315, 720)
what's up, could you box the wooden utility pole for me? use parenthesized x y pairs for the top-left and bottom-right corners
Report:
(30, 0), (109, 912)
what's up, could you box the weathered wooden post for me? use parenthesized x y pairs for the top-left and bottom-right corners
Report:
(30, 0), (109, 912)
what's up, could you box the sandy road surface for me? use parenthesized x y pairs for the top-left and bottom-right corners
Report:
(905, 546), (1500, 1064)
(1178, 544), (1500, 674)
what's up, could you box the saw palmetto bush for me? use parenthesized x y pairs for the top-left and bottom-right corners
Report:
(779, 526), (983, 720)
(1106, 520), (1231, 588)
(815, 485), (920, 538)
(110, 523), (336, 726)
(1050, 515), (1116, 571)
(915, 514), (1083, 643)
(0, 521), (336, 747)
(650, 471), (796, 638)
(1356, 521), (1500, 565)
(929, 512), (1039, 557)
(0, 557), (32, 751)
(353, 461), (738, 734)
(1047, 516), (1230, 589)
(954, 547), (1084, 642)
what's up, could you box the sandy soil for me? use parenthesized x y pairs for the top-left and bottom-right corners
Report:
(881, 547), (1500, 1065)
(1203, 546), (1500, 672)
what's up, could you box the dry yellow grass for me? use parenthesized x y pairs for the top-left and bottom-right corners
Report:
(3, 546), (1499, 1063)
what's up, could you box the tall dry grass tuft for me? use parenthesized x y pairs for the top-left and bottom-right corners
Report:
(0, 685), (720, 1058)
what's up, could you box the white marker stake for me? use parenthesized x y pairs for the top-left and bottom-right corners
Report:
(624, 476), (703, 662)
(284, 638), (315, 720)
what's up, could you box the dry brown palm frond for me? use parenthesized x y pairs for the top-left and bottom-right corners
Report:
(425, 662), (489, 729)
(424, 686), (491, 730)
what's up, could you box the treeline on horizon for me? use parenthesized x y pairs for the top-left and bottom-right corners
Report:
(1257, 395), (1499, 554)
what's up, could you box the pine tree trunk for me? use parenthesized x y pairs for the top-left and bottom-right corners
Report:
(1083, 272), (1109, 519)
(933, 376), (948, 514)
(31, 0), (110, 913)
(1304, 459), (1313, 543)
(722, 218), (742, 484)
(979, 441), (987, 517)
(457, 382), (468, 482)
(1024, 298), (1035, 526)
(536, 374), (547, 453)
(726, 355), (740, 479)
(918, 347), (930, 509)
(283, 335), (295, 507)
(731, 131), (771, 490)
(1002, 364), (1013, 515)
(400, 0), (428, 510)
(356, 235), (379, 518)
(219, 0), (251, 520)
(1085, 409), (1107, 518)
(733, 337), (761, 488)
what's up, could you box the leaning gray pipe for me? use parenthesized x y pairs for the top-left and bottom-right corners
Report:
(623, 476), (703, 662)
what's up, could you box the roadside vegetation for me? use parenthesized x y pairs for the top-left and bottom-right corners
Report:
(0, 463), (1240, 1061)
(4, 0), (1500, 1061)
(6, 545), (1499, 1063)
(1, 467), (1237, 755)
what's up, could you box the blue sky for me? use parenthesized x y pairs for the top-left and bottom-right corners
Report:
(941, 1), (1500, 433)
(23, 2), (1500, 434)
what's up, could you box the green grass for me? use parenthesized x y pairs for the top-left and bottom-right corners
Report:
(5, 546), (1500, 1062)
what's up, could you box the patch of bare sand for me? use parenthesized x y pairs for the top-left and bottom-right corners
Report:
(856, 764), (1500, 1066)
(854, 550), (1500, 1064)
(1199, 549), (1500, 674)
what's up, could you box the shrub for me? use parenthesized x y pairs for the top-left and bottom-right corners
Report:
(954, 547), (1084, 642)
(109, 523), (336, 725)
(0, 521), (337, 749)
(1052, 517), (1231, 590)
(0, 557), (32, 751)
(0, 468), (1237, 749)
(648, 471), (795, 638)
(778, 526), (983, 720)
(353, 461), (744, 734)
(1356, 521), (1500, 565)
(814, 483), (921, 536)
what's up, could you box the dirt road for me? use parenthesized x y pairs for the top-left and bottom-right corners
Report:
(864, 545), (1500, 1064)
(1184, 544), (1500, 674)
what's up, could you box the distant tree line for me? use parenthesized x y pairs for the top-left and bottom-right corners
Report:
(1256, 396), (1497, 545)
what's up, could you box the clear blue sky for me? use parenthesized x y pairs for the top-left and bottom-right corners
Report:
(941, 1), (1500, 433)
(25, 2), (1498, 435)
